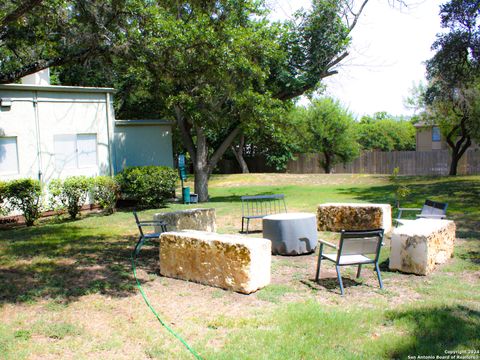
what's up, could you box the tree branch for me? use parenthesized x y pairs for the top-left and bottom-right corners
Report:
(0, 0), (43, 28)
(208, 125), (241, 172)
(174, 105), (197, 161)
(0, 47), (98, 84)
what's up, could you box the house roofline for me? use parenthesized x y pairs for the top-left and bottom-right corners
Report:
(115, 119), (174, 126)
(0, 83), (115, 93)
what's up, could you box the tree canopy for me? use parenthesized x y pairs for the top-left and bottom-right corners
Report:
(357, 113), (416, 151)
(294, 98), (360, 173)
(423, 0), (480, 175)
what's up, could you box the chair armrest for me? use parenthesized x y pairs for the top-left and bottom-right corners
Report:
(318, 239), (337, 249)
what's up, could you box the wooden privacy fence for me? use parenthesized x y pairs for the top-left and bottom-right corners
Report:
(286, 149), (480, 175)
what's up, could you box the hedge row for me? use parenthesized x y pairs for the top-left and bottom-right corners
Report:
(0, 166), (177, 226)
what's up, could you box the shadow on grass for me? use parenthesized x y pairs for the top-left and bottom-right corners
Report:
(386, 305), (480, 358)
(301, 277), (363, 295)
(0, 222), (159, 304)
(209, 191), (280, 204)
(339, 179), (480, 239)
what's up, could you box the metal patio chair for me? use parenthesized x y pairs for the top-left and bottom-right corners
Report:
(315, 229), (385, 296)
(395, 199), (448, 226)
(133, 211), (168, 255)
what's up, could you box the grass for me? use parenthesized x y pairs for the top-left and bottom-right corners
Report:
(0, 173), (479, 359)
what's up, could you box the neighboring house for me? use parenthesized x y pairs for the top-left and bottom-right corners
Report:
(0, 70), (173, 187)
(415, 122), (478, 151)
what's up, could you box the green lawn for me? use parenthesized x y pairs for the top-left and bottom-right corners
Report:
(0, 174), (479, 359)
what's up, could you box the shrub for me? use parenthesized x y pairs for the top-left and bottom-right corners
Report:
(48, 176), (91, 220)
(0, 181), (8, 216)
(6, 179), (42, 226)
(91, 176), (120, 214)
(115, 166), (177, 208)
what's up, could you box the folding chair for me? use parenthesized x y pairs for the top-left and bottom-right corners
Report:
(315, 229), (384, 296)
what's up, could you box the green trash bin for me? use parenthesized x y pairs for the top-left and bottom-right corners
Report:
(182, 186), (191, 204)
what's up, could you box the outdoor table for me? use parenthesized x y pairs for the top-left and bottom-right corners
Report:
(262, 212), (317, 255)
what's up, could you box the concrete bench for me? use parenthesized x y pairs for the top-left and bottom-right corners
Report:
(154, 208), (216, 233)
(159, 230), (271, 294)
(389, 219), (456, 275)
(317, 203), (392, 233)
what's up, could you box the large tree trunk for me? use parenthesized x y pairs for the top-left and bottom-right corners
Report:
(446, 120), (472, 176)
(322, 152), (332, 174)
(174, 106), (241, 202)
(231, 134), (249, 173)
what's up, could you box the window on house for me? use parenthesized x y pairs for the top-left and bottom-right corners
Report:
(0, 137), (19, 174)
(432, 126), (441, 142)
(54, 134), (97, 170)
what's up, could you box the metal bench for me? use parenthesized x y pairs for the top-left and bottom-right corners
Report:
(241, 194), (287, 234)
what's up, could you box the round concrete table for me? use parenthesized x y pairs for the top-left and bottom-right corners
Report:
(262, 212), (317, 255)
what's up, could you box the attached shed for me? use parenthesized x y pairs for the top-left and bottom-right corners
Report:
(114, 119), (173, 173)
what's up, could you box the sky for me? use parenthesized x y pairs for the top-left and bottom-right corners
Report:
(267, 0), (443, 118)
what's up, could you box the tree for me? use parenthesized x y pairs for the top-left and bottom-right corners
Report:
(0, 0), (135, 84)
(3, 0), (407, 201)
(357, 112), (416, 151)
(296, 98), (360, 173)
(423, 0), (480, 175)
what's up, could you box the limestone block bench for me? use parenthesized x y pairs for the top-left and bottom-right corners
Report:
(154, 208), (216, 233)
(389, 219), (456, 275)
(159, 230), (271, 294)
(317, 203), (392, 233)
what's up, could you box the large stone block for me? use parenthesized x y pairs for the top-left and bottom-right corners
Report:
(154, 208), (216, 233)
(389, 219), (456, 275)
(317, 203), (392, 233)
(159, 230), (271, 294)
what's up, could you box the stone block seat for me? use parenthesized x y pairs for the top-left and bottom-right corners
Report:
(389, 219), (456, 275)
(154, 208), (216, 233)
(159, 230), (271, 294)
(317, 203), (392, 233)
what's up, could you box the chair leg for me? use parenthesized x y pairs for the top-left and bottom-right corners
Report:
(315, 244), (324, 282)
(246, 219), (250, 235)
(241, 217), (244, 233)
(356, 264), (362, 278)
(134, 235), (145, 256)
(375, 263), (384, 289)
(336, 265), (345, 296)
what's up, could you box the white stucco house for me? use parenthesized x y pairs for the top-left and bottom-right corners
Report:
(0, 70), (173, 186)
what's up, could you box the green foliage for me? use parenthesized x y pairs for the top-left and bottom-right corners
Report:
(5, 179), (42, 226)
(357, 113), (416, 151)
(48, 176), (91, 220)
(422, 0), (480, 174)
(293, 98), (360, 173)
(0, 0), (135, 84)
(0, 181), (8, 216)
(91, 176), (120, 214)
(115, 166), (177, 208)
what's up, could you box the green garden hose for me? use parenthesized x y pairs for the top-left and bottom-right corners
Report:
(131, 242), (203, 360)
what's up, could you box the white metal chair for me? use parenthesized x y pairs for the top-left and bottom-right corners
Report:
(315, 229), (385, 296)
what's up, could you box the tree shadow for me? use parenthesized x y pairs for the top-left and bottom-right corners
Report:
(0, 223), (159, 305)
(386, 305), (480, 358)
(338, 179), (480, 239)
(209, 190), (279, 204)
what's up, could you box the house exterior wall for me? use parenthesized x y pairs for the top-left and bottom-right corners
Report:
(113, 120), (173, 173)
(0, 85), (115, 184)
(415, 126), (448, 151)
